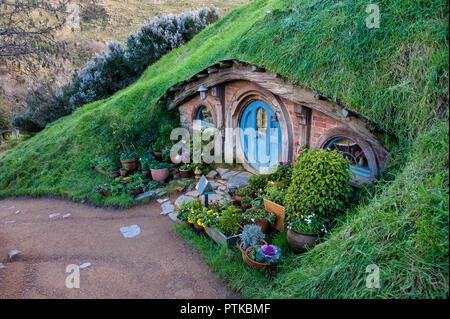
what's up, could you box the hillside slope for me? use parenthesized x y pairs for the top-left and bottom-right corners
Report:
(0, 0), (448, 298)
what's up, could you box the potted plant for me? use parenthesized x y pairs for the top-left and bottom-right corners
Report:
(285, 149), (351, 252)
(241, 195), (253, 210)
(120, 151), (138, 172)
(245, 208), (275, 234)
(175, 200), (195, 225)
(237, 224), (267, 255)
(244, 245), (282, 270)
(234, 187), (252, 204)
(127, 183), (144, 197)
(96, 183), (111, 197)
(150, 161), (171, 181)
(152, 137), (166, 160)
(140, 157), (152, 177)
(94, 156), (119, 178)
(120, 166), (130, 177)
(179, 163), (192, 178)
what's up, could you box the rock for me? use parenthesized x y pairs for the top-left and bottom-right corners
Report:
(4, 221), (15, 224)
(216, 168), (229, 177)
(173, 173), (180, 180)
(14, 210), (28, 215)
(135, 188), (166, 201)
(49, 213), (60, 219)
(8, 250), (20, 261)
(206, 170), (218, 179)
(79, 262), (91, 270)
(174, 186), (185, 192)
(174, 195), (195, 209)
(160, 202), (175, 215)
(187, 184), (195, 192)
(0, 263), (7, 269)
(185, 190), (199, 198)
(62, 213), (72, 219)
(218, 185), (227, 192)
(221, 170), (239, 180)
(157, 198), (169, 204)
(168, 212), (178, 222)
(227, 172), (253, 188)
(120, 225), (141, 238)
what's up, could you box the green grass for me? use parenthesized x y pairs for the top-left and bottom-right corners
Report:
(0, 0), (448, 297)
(177, 122), (448, 298)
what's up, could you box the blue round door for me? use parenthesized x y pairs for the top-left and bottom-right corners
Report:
(239, 101), (281, 172)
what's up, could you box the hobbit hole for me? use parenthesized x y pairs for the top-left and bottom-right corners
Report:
(160, 59), (388, 186)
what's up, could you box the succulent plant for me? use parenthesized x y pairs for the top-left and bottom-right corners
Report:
(240, 224), (266, 250)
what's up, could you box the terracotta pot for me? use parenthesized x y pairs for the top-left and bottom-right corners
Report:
(151, 168), (169, 181)
(287, 229), (319, 253)
(179, 169), (191, 179)
(120, 158), (138, 172)
(255, 218), (271, 234)
(237, 240), (268, 255)
(127, 188), (143, 197)
(243, 244), (277, 270)
(120, 169), (129, 177)
(153, 151), (162, 160)
(98, 190), (109, 197)
(234, 194), (243, 204)
(107, 171), (119, 178)
(141, 170), (150, 177)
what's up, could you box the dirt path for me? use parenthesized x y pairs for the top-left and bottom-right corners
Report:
(0, 197), (239, 299)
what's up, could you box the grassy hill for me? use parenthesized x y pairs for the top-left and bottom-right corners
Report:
(0, 0), (448, 298)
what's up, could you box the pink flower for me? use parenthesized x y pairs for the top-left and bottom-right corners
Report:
(298, 149), (303, 155)
(283, 161), (287, 165)
(294, 160), (297, 163)
(296, 141), (300, 146)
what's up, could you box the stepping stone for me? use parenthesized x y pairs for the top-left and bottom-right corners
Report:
(14, 210), (28, 215)
(8, 250), (20, 262)
(187, 184), (195, 192)
(174, 195), (194, 209)
(206, 170), (218, 179)
(0, 263), (7, 269)
(218, 186), (227, 192)
(222, 170), (239, 180)
(62, 213), (72, 219)
(216, 168), (229, 177)
(49, 213), (60, 219)
(120, 225), (141, 238)
(8, 206), (15, 209)
(4, 221), (15, 224)
(157, 198), (169, 204)
(135, 188), (166, 201)
(79, 262), (91, 270)
(160, 202), (175, 216)
(168, 212), (178, 222)
(185, 190), (199, 198)
(227, 172), (253, 188)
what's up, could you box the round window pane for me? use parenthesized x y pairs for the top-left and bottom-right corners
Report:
(197, 106), (213, 126)
(326, 137), (371, 176)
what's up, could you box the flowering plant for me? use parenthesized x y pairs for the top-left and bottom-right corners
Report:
(247, 245), (282, 264)
(96, 182), (111, 193)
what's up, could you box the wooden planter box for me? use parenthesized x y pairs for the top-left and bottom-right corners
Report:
(205, 227), (241, 248)
(263, 198), (285, 231)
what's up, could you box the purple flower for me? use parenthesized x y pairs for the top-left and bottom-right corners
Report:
(287, 225), (292, 230)
(251, 217), (255, 222)
(261, 245), (278, 257)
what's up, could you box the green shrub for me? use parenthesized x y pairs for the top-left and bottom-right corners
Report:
(285, 148), (351, 233)
(235, 187), (253, 196)
(217, 205), (245, 235)
(265, 185), (286, 206)
(248, 175), (269, 190)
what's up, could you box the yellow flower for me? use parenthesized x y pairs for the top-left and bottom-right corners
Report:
(190, 210), (195, 214)
(207, 209), (212, 214)
(296, 213), (299, 217)
(301, 215), (304, 219)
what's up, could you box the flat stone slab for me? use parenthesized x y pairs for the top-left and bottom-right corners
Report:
(206, 170), (218, 179)
(62, 213), (72, 219)
(135, 188), (166, 201)
(160, 202), (175, 216)
(157, 198), (169, 204)
(14, 210), (28, 215)
(216, 168), (229, 177)
(168, 212), (178, 222)
(48, 213), (60, 219)
(8, 250), (20, 261)
(227, 172), (253, 188)
(221, 170), (240, 180)
(79, 262), (91, 270)
(120, 225), (141, 238)
(185, 190), (199, 198)
(174, 195), (195, 209)
(0, 263), (7, 269)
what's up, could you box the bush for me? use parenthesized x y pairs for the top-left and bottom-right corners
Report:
(285, 149), (352, 233)
(248, 174), (269, 190)
(0, 103), (12, 130)
(15, 6), (219, 132)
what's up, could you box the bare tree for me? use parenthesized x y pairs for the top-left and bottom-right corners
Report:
(0, 0), (70, 75)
